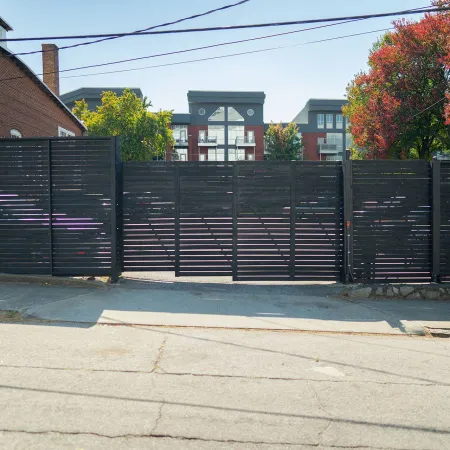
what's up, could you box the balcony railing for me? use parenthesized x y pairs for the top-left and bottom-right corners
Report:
(236, 136), (256, 146)
(198, 136), (218, 146)
(174, 137), (188, 146)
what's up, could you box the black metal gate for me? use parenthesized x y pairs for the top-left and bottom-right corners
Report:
(123, 161), (344, 281)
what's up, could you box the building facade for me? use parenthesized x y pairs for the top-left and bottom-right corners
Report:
(61, 87), (143, 112)
(169, 91), (265, 161)
(291, 99), (351, 161)
(0, 17), (86, 138)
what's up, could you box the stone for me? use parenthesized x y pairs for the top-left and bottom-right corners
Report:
(385, 287), (395, 298)
(407, 291), (423, 300)
(400, 286), (415, 297)
(392, 287), (400, 296)
(375, 287), (384, 297)
(348, 287), (373, 298)
(425, 290), (440, 301)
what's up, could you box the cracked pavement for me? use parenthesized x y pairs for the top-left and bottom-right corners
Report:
(0, 321), (449, 449)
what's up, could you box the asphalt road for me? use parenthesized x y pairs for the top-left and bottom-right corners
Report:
(0, 322), (449, 449)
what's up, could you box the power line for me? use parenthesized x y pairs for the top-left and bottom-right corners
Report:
(61, 28), (392, 80)
(1, 7), (445, 42)
(9, 0), (251, 57)
(412, 97), (447, 118)
(0, 19), (364, 82)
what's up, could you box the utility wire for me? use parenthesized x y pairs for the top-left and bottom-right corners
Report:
(9, 0), (251, 57)
(412, 97), (447, 118)
(0, 19), (363, 82)
(1, 7), (446, 42)
(60, 28), (392, 80)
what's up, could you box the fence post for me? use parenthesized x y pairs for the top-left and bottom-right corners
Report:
(110, 137), (121, 283)
(342, 160), (353, 284)
(290, 161), (296, 280)
(232, 162), (238, 281)
(432, 159), (441, 283)
(174, 162), (181, 277)
(47, 139), (53, 276)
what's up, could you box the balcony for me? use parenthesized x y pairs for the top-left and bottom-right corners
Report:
(236, 136), (256, 147)
(198, 136), (218, 147)
(318, 138), (342, 155)
(174, 137), (188, 146)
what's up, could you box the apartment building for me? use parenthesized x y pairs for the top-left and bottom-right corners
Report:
(292, 99), (351, 161)
(168, 91), (266, 161)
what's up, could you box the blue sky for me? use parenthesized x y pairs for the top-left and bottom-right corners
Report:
(3, 0), (430, 121)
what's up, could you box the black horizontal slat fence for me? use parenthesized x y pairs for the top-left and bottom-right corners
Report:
(0, 137), (119, 279)
(1, 141), (449, 285)
(351, 161), (432, 283)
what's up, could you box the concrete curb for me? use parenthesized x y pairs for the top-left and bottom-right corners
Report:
(342, 284), (450, 301)
(0, 274), (110, 289)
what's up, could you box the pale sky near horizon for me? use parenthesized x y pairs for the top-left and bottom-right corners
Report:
(3, 0), (430, 121)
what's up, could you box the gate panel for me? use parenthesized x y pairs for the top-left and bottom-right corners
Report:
(178, 162), (233, 276)
(123, 162), (175, 271)
(294, 162), (343, 281)
(0, 139), (51, 274)
(352, 161), (432, 282)
(236, 162), (291, 280)
(50, 138), (114, 276)
(441, 162), (450, 282)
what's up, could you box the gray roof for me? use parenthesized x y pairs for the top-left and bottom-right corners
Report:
(0, 16), (13, 31)
(292, 98), (348, 123)
(171, 113), (191, 124)
(188, 91), (265, 105)
(60, 87), (143, 104)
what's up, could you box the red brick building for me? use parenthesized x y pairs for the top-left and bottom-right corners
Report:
(0, 17), (86, 139)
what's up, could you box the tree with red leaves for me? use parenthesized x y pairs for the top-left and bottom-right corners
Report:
(343, 1), (450, 160)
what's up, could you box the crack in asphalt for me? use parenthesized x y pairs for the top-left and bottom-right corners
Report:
(152, 337), (167, 373)
(0, 363), (442, 386)
(0, 429), (419, 449)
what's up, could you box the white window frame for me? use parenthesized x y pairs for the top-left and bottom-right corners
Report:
(58, 126), (75, 137)
(317, 114), (325, 129)
(247, 130), (254, 143)
(336, 114), (344, 129)
(9, 129), (22, 138)
(326, 114), (334, 129)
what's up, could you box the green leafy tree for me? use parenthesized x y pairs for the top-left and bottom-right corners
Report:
(265, 123), (303, 160)
(72, 89), (174, 161)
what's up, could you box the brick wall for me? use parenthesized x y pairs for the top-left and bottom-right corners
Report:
(302, 132), (326, 161)
(0, 55), (85, 138)
(245, 126), (264, 160)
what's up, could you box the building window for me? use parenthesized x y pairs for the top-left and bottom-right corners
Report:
(247, 109), (255, 117)
(317, 114), (324, 129)
(174, 148), (188, 161)
(199, 153), (206, 161)
(198, 108), (206, 116)
(228, 107), (244, 122)
(228, 125), (245, 144)
(208, 125), (225, 145)
(208, 107), (225, 121)
(172, 125), (188, 143)
(326, 114), (333, 129)
(58, 126), (75, 137)
(336, 114), (343, 129)
(9, 129), (22, 138)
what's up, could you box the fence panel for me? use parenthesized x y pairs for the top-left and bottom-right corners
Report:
(294, 162), (343, 281)
(441, 161), (450, 282)
(50, 138), (115, 276)
(352, 161), (432, 283)
(236, 162), (291, 280)
(0, 139), (51, 274)
(122, 162), (176, 271)
(178, 162), (233, 276)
